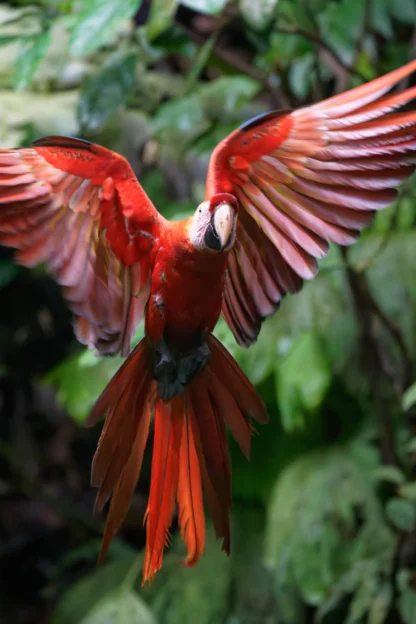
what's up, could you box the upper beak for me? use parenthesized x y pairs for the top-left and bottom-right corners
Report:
(213, 203), (234, 249)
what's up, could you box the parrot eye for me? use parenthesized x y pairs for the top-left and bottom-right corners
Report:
(204, 218), (222, 251)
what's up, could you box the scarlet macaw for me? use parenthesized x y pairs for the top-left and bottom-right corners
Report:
(1, 60), (416, 583)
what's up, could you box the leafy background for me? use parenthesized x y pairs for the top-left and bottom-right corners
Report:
(0, 0), (416, 622)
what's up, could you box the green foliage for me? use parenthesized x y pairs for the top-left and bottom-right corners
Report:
(79, 50), (137, 133)
(0, 0), (416, 622)
(144, 525), (232, 623)
(69, 0), (141, 57)
(80, 592), (156, 624)
(403, 382), (416, 411)
(51, 554), (141, 624)
(240, 0), (279, 30)
(14, 30), (51, 89)
(275, 332), (331, 432)
(265, 444), (394, 618)
(386, 499), (416, 532)
(180, 0), (228, 15)
(45, 348), (124, 425)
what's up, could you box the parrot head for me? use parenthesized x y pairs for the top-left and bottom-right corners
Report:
(190, 193), (237, 253)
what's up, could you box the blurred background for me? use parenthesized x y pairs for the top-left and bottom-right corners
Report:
(0, 0), (416, 622)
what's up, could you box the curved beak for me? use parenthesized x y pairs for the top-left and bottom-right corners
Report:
(213, 203), (234, 250)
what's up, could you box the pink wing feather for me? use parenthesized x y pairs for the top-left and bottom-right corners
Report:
(206, 59), (416, 346)
(0, 136), (165, 355)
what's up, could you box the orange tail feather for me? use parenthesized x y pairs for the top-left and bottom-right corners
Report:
(177, 394), (205, 567)
(87, 338), (154, 563)
(142, 396), (183, 583)
(87, 335), (268, 583)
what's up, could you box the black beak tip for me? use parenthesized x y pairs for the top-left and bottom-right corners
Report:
(204, 223), (222, 251)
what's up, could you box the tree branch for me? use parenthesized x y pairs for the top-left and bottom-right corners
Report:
(273, 25), (366, 82)
(341, 247), (399, 466)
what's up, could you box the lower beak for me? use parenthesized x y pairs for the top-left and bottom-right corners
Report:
(213, 203), (234, 249)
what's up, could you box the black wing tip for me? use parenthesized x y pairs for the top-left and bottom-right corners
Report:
(238, 109), (292, 132)
(32, 135), (94, 151)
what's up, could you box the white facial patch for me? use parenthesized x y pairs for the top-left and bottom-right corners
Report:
(189, 200), (237, 251)
(189, 200), (213, 250)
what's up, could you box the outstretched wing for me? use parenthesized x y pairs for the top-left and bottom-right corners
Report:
(206, 59), (416, 346)
(0, 136), (165, 355)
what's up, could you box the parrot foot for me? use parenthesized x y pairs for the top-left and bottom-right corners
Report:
(152, 337), (212, 400)
(177, 340), (211, 386)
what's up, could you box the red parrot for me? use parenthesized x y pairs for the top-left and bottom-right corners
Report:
(1, 60), (416, 583)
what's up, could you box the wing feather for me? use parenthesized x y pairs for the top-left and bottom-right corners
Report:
(206, 59), (416, 345)
(0, 137), (164, 355)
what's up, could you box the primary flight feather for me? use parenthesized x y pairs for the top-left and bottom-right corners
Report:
(1, 59), (416, 583)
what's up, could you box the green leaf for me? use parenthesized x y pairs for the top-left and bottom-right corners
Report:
(144, 0), (178, 40)
(14, 31), (51, 90)
(349, 231), (416, 360)
(0, 7), (42, 29)
(44, 349), (123, 424)
(385, 498), (416, 531)
(184, 34), (217, 93)
(145, 524), (231, 624)
(197, 75), (261, 115)
(70, 0), (140, 57)
(80, 591), (156, 624)
(239, 0), (279, 30)
(399, 588), (416, 624)
(151, 75), (260, 151)
(51, 556), (138, 624)
(179, 0), (228, 14)
(403, 382), (416, 411)
(151, 92), (208, 148)
(368, 583), (393, 624)
(373, 465), (405, 485)
(260, 32), (313, 69)
(265, 449), (391, 613)
(79, 51), (136, 132)
(399, 482), (416, 501)
(345, 563), (381, 624)
(371, 0), (393, 37)
(318, 0), (365, 62)
(406, 438), (416, 453)
(275, 332), (331, 432)
(0, 260), (19, 289)
(44, 324), (144, 424)
(229, 504), (281, 622)
(388, 0), (416, 24)
(288, 52), (315, 99)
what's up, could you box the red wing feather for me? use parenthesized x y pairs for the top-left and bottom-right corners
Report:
(0, 137), (164, 355)
(206, 59), (416, 346)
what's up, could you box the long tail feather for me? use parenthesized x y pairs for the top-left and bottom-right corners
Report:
(208, 334), (268, 424)
(86, 339), (149, 428)
(86, 334), (268, 583)
(86, 338), (154, 563)
(142, 396), (183, 584)
(177, 393), (206, 567)
(189, 392), (231, 554)
(191, 374), (232, 532)
(89, 341), (151, 510)
(207, 368), (252, 459)
(98, 387), (154, 562)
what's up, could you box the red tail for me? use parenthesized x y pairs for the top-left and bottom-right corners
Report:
(88, 335), (268, 584)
